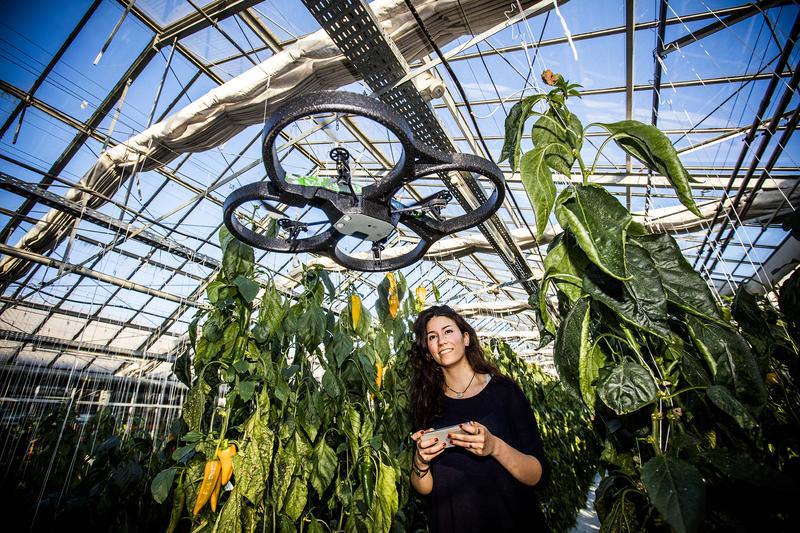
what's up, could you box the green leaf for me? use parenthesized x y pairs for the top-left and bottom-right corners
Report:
(326, 332), (354, 368)
(633, 233), (721, 321)
(236, 413), (275, 504)
(318, 269), (336, 303)
(597, 120), (701, 217)
(543, 231), (588, 303)
(299, 395), (321, 443)
(703, 448), (796, 491)
(206, 281), (227, 303)
(641, 456), (705, 533)
(321, 369), (341, 398)
(298, 305), (326, 347)
(283, 478), (308, 521)
(500, 95), (544, 171)
(367, 459), (398, 533)
(203, 317), (223, 342)
(706, 385), (758, 431)
(238, 380), (257, 402)
(222, 238), (255, 279)
(181, 431), (203, 443)
(219, 225), (234, 250)
(555, 184), (631, 280)
(166, 477), (184, 533)
(530, 108), (582, 175)
(375, 277), (390, 321)
(271, 441), (298, 511)
(519, 147), (557, 238)
(233, 275), (260, 303)
(397, 271), (408, 301)
(685, 315), (767, 413)
(603, 493), (640, 532)
(553, 297), (590, 396)
(232, 358), (251, 374)
(600, 440), (635, 477)
(535, 285), (558, 343)
(259, 283), (286, 338)
(580, 341), (606, 416)
(583, 242), (671, 339)
(310, 437), (338, 498)
(597, 360), (657, 414)
(528, 288), (555, 348)
(432, 282), (441, 302)
(215, 487), (243, 533)
(171, 443), (195, 463)
(342, 403), (361, 462)
(150, 467), (176, 504)
(732, 285), (773, 364)
(183, 379), (210, 433)
(172, 349), (191, 388)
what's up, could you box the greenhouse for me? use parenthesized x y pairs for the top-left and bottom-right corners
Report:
(0, 0), (798, 531)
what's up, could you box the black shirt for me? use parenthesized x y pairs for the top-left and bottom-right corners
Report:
(426, 375), (549, 532)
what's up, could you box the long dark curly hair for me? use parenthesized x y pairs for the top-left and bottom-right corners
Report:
(409, 305), (502, 429)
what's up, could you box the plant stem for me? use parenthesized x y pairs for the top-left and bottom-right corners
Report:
(651, 407), (662, 456)
(576, 151), (589, 185)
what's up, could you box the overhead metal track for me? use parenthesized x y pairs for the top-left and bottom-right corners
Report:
(0, 173), (220, 272)
(300, 0), (539, 295)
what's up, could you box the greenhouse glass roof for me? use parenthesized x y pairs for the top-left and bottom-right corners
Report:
(0, 0), (798, 385)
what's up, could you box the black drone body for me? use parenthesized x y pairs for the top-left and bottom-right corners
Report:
(223, 91), (505, 271)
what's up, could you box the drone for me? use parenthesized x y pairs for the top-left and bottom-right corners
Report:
(223, 91), (505, 271)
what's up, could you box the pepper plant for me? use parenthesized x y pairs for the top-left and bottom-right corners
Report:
(502, 71), (800, 532)
(152, 228), (420, 533)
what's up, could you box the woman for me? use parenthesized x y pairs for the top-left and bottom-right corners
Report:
(409, 305), (549, 532)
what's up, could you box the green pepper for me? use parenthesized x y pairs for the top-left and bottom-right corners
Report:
(360, 449), (374, 509)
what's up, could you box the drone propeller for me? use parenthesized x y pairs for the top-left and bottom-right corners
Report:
(329, 147), (358, 197)
(391, 190), (453, 217)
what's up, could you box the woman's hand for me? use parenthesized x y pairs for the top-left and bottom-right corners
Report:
(449, 421), (496, 457)
(411, 428), (447, 465)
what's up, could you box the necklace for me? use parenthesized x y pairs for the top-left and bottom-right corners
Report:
(445, 372), (476, 399)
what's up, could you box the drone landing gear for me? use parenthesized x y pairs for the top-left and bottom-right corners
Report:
(371, 238), (387, 267)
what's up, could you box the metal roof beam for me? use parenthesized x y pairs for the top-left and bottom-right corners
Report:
(0, 0), (102, 140)
(0, 297), (182, 337)
(0, 173), (220, 272)
(0, 329), (171, 363)
(0, 242), (208, 309)
(449, 2), (789, 62)
(154, 0), (266, 44)
(0, 42), (158, 246)
(660, 0), (794, 57)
